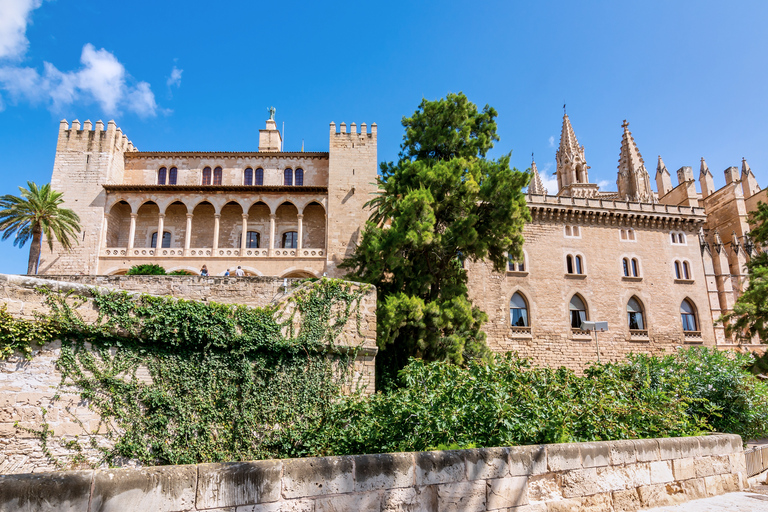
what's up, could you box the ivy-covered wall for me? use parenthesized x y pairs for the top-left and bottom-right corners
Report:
(0, 274), (376, 475)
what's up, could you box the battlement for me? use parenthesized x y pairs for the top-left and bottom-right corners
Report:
(58, 118), (137, 152)
(329, 121), (377, 137)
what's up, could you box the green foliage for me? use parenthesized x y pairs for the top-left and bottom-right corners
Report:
(126, 264), (169, 275)
(0, 305), (53, 359)
(341, 93), (530, 383)
(292, 348), (768, 456)
(721, 201), (768, 342)
(0, 181), (81, 274)
(2, 279), (369, 467)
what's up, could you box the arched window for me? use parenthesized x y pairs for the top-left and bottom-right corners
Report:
(623, 258), (630, 277)
(202, 167), (212, 185)
(680, 300), (697, 331)
(674, 260), (691, 280)
(213, 167), (223, 185)
(574, 255), (583, 274)
(508, 253), (526, 272)
(284, 168), (293, 186)
(569, 295), (587, 329)
(627, 297), (645, 330)
(151, 231), (171, 248)
(168, 167), (177, 185)
(674, 261), (681, 279)
(295, 168), (304, 186)
(244, 231), (260, 248)
(632, 258), (639, 277)
(510, 292), (529, 327)
(255, 168), (264, 185)
(682, 261), (690, 279)
(244, 168), (253, 186)
(282, 231), (298, 248)
(567, 255), (574, 274)
(158, 167), (167, 185)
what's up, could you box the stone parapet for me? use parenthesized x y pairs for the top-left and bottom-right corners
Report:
(0, 434), (747, 511)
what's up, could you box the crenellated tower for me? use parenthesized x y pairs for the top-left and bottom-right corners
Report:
(326, 121), (378, 275)
(616, 120), (655, 203)
(555, 113), (598, 197)
(38, 119), (137, 275)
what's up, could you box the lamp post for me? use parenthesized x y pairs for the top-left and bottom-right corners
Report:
(581, 321), (609, 362)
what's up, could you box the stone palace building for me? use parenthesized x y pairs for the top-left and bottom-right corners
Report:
(39, 113), (765, 367)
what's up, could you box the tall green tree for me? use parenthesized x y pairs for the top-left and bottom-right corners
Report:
(0, 182), (81, 275)
(341, 93), (530, 384)
(721, 201), (768, 342)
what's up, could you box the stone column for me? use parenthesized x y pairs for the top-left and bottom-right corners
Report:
(269, 214), (276, 256)
(297, 214), (304, 252)
(240, 214), (248, 253)
(127, 213), (137, 250)
(156, 214), (165, 251)
(212, 213), (221, 254)
(184, 213), (193, 255)
(101, 212), (109, 248)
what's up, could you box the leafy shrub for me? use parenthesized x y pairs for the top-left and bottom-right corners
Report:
(126, 264), (168, 275)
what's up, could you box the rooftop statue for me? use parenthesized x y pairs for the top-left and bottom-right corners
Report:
(268, 106), (276, 120)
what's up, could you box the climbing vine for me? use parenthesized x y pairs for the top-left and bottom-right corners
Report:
(1, 279), (370, 467)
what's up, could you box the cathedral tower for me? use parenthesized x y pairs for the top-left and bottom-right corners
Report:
(616, 120), (656, 203)
(555, 113), (598, 197)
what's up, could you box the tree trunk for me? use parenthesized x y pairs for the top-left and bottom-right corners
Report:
(27, 224), (42, 275)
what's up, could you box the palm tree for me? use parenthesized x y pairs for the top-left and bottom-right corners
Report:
(0, 182), (81, 275)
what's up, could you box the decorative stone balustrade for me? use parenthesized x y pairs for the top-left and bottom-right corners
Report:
(101, 248), (325, 258)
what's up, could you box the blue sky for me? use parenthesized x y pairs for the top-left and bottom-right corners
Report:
(0, 1), (767, 273)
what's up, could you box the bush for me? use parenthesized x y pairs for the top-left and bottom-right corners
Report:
(285, 348), (768, 457)
(126, 264), (168, 275)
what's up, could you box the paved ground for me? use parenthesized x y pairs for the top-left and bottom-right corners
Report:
(645, 486), (768, 511)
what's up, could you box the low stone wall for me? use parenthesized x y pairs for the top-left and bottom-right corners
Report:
(0, 434), (748, 512)
(0, 274), (377, 475)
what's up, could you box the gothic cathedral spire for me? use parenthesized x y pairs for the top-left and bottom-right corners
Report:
(528, 159), (548, 195)
(616, 120), (656, 203)
(555, 113), (598, 197)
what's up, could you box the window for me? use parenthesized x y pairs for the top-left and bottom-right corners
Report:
(158, 167), (167, 185)
(680, 300), (697, 331)
(510, 292), (529, 327)
(508, 253), (526, 272)
(244, 168), (253, 186)
(674, 260), (691, 280)
(671, 232), (687, 245)
(620, 228), (635, 241)
(565, 225), (581, 238)
(623, 258), (630, 277)
(632, 258), (639, 277)
(569, 295), (587, 329)
(255, 168), (264, 185)
(240, 231), (259, 248)
(151, 231), (171, 248)
(282, 231), (298, 248)
(213, 167), (223, 185)
(202, 167), (212, 185)
(567, 254), (584, 274)
(295, 168), (304, 186)
(284, 168), (293, 186)
(169, 167), (177, 185)
(627, 297), (645, 330)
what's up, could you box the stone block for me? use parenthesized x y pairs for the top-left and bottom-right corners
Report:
(314, 491), (382, 512)
(649, 460), (674, 484)
(729, 452), (747, 475)
(0, 470), (92, 512)
(486, 476), (529, 509)
(611, 488), (641, 512)
(465, 447), (509, 480)
(579, 442), (611, 468)
(561, 467), (600, 498)
(657, 436), (700, 460)
(632, 439), (659, 462)
(710, 454), (731, 475)
(671, 457), (696, 481)
(694, 456), (717, 478)
(90, 465), (196, 512)
(608, 440), (637, 466)
(436, 480), (486, 512)
(545, 498), (584, 512)
(526, 473), (562, 502)
(196, 460), (281, 508)
(415, 450), (464, 486)
(381, 486), (437, 512)
(354, 452), (414, 492)
(510, 445), (547, 476)
(704, 473), (740, 496)
(507, 504), (547, 512)
(681, 477), (707, 500)
(698, 434), (736, 457)
(238, 500), (314, 512)
(282, 456), (354, 499)
(547, 443), (581, 472)
(636, 482), (685, 508)
(595, 462), (650, 491)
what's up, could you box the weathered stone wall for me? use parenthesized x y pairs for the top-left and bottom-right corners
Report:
(0, 274), (377, 475)
(0, 434), (748, 511)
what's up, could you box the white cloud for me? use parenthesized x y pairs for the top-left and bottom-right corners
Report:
(0, 43), (158, 116)
(597, 179), (610, 190)
(548, 135), (555, 148)
(539, 163), (558, 193)
(0, 0), (42, 60)
(166, 66), (182, 88)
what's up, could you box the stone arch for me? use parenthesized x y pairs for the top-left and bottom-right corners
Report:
(280, 268), (319, 278)
(239, 266), (264, 277)
(190, 201), (215, 248)
(302, 201), (326, 249)
(106, 201), (132, 248)
(165, 266), (199, 275)
(245, 201), (271, 249)
(134, 201), (160, 248)
(275, 202), (299, 248)
(219, 201), (244, 249)
(104, 267), (131, 276)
